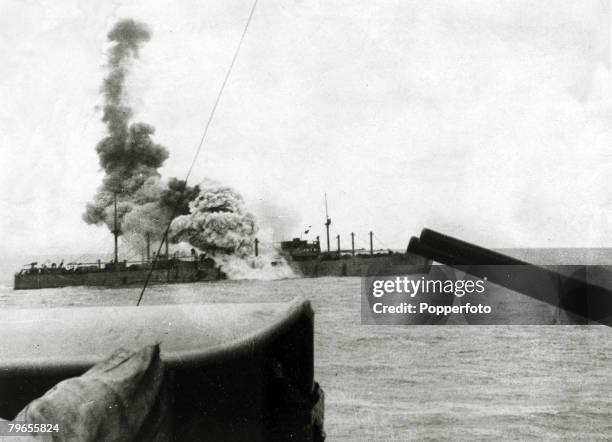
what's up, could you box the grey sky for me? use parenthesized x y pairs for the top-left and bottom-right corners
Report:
(0, 0), (610, 256)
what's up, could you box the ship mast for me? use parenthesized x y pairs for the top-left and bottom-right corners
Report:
(113, 193), (119, 265)
(324, 193), (331, 252)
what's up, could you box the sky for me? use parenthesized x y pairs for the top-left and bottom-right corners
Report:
(0, 0), (611, 257)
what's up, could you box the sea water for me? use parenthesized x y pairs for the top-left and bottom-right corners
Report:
(0, 259), (611, 440)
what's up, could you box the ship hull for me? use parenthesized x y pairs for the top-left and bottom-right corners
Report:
(14, 262), (223, 290)
(289, 253), (430, 277)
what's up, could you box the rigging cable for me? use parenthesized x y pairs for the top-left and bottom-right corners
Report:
(136, 0), (259, 306)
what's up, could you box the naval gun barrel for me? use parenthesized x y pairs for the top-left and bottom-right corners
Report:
(408, 228), (612, 325)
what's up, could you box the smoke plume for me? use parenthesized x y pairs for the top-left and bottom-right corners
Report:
(84, 19), (200, 249)
(83, 19), (169, 234)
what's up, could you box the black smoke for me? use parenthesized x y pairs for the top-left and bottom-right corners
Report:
(84, 19), (169, 233)
(83, 18), (192, 250)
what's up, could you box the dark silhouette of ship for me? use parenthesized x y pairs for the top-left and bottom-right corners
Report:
(14, 255), (224, 290)
(275, 195), (429, 277)
(14, 194), (225, 290)
(278, 237), (428, 277)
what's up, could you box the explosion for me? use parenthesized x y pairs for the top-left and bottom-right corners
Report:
(83, 19), (294, 279)
(170, 181), (257, 257)
(170, 180), (294, 280)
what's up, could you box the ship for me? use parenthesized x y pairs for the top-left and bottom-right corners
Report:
(274, 195), (430, 277)
(14, 194), (225, 290)
(278, 237), (428, 277)
(14, 255), (224, 290)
